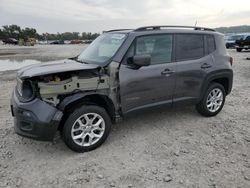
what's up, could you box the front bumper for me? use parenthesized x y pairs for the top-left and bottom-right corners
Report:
(11, 89), (63, 141)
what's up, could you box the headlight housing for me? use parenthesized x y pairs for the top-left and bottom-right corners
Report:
(16, 78), (23, 97)
(16, 78), (35, 102)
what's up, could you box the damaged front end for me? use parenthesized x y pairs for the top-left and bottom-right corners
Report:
(36, 69), (109, 107)
(11, 59), (112, 141)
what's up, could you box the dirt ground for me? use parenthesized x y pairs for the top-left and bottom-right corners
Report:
(0, 45), (250, 188)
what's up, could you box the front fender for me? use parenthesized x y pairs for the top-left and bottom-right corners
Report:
(57, 92), (99, 111)
(57, 92), (120, 123)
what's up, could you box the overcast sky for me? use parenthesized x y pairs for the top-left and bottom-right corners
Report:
(0, 0), (249, 33)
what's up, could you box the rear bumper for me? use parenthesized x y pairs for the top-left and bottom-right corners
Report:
(11, 90), (63, 141)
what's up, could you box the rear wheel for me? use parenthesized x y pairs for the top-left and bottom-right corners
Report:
(196, 83), (226, 117)
(62, 105), (111, 152)
(236, 48), (242, 52)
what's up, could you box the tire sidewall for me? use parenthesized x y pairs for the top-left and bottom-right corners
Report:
(62, 105), (111, 152)
(198, 83), (226, 117)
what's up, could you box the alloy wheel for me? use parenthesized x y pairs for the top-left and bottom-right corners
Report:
(71, 113), (105, 147)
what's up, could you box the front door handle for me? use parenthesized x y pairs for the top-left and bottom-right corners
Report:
(201, 63), (212, 69)
(161, 68), (175, 76)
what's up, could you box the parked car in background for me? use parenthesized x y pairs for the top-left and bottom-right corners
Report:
(70, 40), (82, 44)
(49, 40), (65, 45)
(38, 41), (48, 45)
(83, 40), (93, 44)
(224, 34), (236, 48)
(224, 34), (247, 49)
(235, 33), (250, 52)
(2, 38), (18, 45)
(64, 40), (71, 44)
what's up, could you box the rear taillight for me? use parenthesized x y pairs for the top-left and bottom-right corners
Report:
(229, 56), (233, 66)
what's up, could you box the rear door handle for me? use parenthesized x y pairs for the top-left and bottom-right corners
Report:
(161, 68), (175, 76)
(201, 63), (212, 69)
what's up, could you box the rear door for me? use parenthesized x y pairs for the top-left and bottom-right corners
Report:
(119, 34), (176, 113)
(173, 34), (215, 104)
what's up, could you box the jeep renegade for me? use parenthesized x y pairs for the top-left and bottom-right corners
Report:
(11, 26), (233, 152)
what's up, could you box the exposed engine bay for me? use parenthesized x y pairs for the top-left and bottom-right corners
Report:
(36, 70), (109, 106)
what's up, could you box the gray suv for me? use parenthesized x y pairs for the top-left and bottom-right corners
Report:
(11, 26), (233, 152)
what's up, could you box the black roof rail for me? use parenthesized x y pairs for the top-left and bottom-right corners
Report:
(134, 25), (215, 32)
(103, 29), (132, 33)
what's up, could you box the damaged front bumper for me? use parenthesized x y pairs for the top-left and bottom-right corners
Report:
(11, 89), (63, 141)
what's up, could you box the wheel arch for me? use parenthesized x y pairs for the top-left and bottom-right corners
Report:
(199, 69), (233, 102)
(58, 92), (116, 131)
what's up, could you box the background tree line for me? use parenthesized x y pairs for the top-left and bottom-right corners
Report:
(2, 24), (249, 41)
(0, 24), (100, 41)
(215, 25), (250, 33)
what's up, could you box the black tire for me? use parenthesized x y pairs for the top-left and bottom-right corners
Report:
(62, 105), (111, 152)
(196, 82), (226, 117)
(236, 48), (242, 52)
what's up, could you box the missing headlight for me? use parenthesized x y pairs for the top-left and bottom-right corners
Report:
(22, 80), (34, 100)
(17, 79), (35, 102)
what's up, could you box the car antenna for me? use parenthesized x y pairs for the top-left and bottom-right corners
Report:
(194, 21), (198, 27)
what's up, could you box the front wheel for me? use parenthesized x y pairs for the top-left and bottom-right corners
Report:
(196, 83), (226, 117)
(62, 105), (111, 152)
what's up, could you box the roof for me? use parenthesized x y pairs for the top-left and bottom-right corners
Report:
(103, 25), (216, 34)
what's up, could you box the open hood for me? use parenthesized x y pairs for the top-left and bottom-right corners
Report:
(17, 59), (100, 79)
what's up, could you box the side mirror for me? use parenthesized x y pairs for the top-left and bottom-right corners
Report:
(127, 54), (151, 68)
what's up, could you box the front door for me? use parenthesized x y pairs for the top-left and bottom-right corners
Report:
(119, 34), (176, 113)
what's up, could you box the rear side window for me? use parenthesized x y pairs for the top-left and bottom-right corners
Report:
(207, 35), (216, 53)
(175, 34), (204, 61)
(135, 35), (173, 65)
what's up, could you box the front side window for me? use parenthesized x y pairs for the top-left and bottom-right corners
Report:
(77, 33), (126, 64)
(135, 35), (173, 65)
(175, 34), (204, 61)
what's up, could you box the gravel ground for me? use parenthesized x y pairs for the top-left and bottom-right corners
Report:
(0, 46), (250, 188)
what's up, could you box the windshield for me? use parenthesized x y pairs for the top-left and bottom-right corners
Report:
(230, 35), (245, 40)
(77, 33), (126, 64)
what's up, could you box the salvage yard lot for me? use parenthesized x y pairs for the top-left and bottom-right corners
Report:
(0, 45), (250, 187)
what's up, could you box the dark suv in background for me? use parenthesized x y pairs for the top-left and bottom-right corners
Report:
(235, 33), (250, 52)
(11, 26), (233, 152)
(224, 34), (243, 49)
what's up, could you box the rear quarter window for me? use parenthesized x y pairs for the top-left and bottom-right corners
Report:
(175, 34), (204, 61)
(207, 35), (216, 54)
